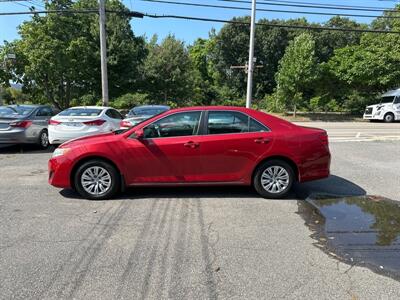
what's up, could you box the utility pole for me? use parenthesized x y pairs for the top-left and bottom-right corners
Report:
(246, 0), (257, 108)
(99, 0), (109, 106)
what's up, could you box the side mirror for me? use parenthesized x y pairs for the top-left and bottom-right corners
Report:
(134, 130), (144, 139)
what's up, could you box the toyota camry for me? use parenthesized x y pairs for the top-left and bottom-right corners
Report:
(48, 106), (331, 200)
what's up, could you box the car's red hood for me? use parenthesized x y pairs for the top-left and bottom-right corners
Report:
(60, 132), (117, 148)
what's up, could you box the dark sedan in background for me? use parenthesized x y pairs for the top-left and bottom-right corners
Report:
(0, 105), (55, 148)
(120, 105), (170, 128)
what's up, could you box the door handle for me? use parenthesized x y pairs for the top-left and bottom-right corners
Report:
(184, 141), (200, 148)
(254, 138), (270, 144)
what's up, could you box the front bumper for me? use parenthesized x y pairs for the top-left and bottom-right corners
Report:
(363, 114), (382, 120)
(48, 156), (72, 189)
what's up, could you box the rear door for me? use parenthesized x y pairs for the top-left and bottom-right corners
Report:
(26, 107), (52, 140)
(124, 111), (205, 184)
(197, 110), (273, 182)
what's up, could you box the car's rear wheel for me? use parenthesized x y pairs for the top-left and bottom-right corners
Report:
(253, 159), (294, 199)
(74, 160), (120, 200)
(384, 113), (395, 123)
(38, 130), (49, 149)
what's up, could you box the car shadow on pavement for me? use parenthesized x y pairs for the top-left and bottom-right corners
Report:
(59, 174), (365, 201)
(0, 144), (54, 154)
(60, 185), (262, 200)
(293, 175), (366, 200)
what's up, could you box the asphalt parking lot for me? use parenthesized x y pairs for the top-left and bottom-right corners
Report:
(1, 138), (400, 299)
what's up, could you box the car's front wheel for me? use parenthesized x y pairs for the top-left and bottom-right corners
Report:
(253, 160), (294, 199)
(384, 113), (395, 123)
(74, 159), (120, 200)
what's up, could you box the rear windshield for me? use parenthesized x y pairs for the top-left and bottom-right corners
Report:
(132, 107), (168, 116)
(59, 108), (102, 117)
(0, 107), (17, 116)
(0, 106), (34, 117)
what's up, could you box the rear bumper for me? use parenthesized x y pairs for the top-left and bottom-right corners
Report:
(0, 129), (31, 144)
(48, 157), (72, 189)
(298, 152), (331, 183)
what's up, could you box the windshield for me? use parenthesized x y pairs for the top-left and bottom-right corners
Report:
(59, 108), (102, 117)
(380, 96), (395, 104)
(0, 106), (34, 118)
(132, 107), (168, 116)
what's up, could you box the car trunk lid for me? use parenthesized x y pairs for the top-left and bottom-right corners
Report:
(0, 117), (23, 131)
(51, 116), (101, 131)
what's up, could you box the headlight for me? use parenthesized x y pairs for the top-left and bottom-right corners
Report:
(52, 148), (70, 158)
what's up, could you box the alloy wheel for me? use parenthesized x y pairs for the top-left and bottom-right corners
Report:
(81, 166), (112, 196)
(261, 166), (290, 194)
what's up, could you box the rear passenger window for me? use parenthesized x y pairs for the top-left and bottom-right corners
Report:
(207, 111), (269, 134)
(107, 109), (123, 119)
(37, 107), (53, 117)
(249, 118), (269, 132)
(208, 111), (248, 134)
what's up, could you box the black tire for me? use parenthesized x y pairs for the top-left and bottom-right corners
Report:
(74, 159), (120, 200)
(38, 130), (49, 149)
(253, 159), (295, 199)
(384, 113), (394, 123)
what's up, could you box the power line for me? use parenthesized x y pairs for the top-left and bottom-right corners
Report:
(0, 0), (45, 8)
(1, 8), (400, 34)
(138, 12), (400, 34)
(140, 0), (400, 19)
(0, 9), (99, 15)
(218, 0), (397, 13)
(259, 0), (394, 11)
(8, 1), (33, 8)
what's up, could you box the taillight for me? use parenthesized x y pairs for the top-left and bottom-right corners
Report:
(9, 120), (32, 128)
(83, 119), (106, 126)
(320, 133), (329, 146)
(120, 120), (132, 128)
(48, 119), (61, 125)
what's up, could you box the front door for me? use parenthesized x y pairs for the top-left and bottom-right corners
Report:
(124, 111), (204, 184)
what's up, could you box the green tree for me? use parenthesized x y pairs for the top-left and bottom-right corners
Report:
(275, 33), (319, 116)
(143, 35), (194, 104)
(188, 37), (218, 104)
(328, 31), (400, 112)
(313, 17), (364, 62)
(8, 0), (146, 109)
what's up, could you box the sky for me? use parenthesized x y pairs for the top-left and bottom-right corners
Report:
(0, 0), (398, 46)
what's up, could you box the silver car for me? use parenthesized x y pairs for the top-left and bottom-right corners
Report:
(121, 105), (170, 128)
(0, 105), (54, 148)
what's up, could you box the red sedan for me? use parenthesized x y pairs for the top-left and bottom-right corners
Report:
(48, 106), (330, 200)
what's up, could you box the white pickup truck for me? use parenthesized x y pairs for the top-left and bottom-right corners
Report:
(363, 89), (400, 122)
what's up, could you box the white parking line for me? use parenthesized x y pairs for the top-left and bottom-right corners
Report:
(330, 136), (400, 143)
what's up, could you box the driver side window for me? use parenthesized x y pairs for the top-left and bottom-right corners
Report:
(143, 111), (201, 138)
(394, 96), (400, 104)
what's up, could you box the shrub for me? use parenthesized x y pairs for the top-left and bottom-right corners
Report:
(343, 91), (377, 115)
(70, 94), (99, 107)
(110, 93), (150, 109)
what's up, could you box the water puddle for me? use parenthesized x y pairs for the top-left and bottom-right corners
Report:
(298, 195), (400, 280)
